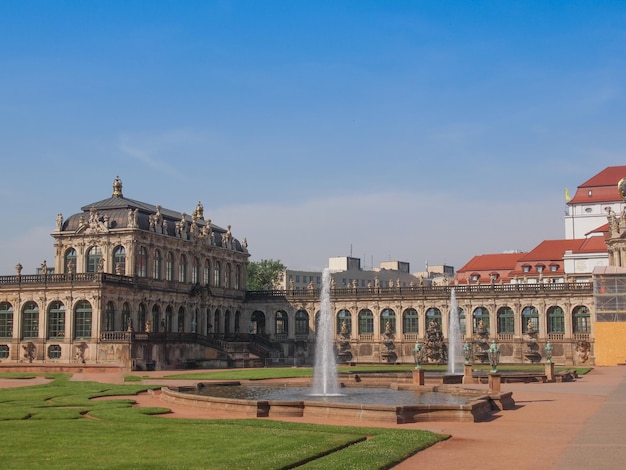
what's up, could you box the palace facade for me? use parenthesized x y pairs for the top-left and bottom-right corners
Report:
(3, 170), (626, 370)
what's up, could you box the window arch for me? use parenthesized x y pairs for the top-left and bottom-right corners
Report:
(426, 307), (442, 330)
(64, 248), (77, 273)
(251, 311), (265, 334)
(166, 252), (174, 281)
(472, 307), (489, 333)
(358, 309), (374, 334)
(573, 305), (591, 334)
(138, 303), (146, 333)
(547, 306), (565, 334)
(295, 310), (309, 335)
(47, 301), (66, 338)
(104, 301), (114, 332)
(522, 306), (539, 333)
(22, 301), (39, 339)
(380, 308), (396, 334)
(214, 262), (221, 287)
(402, 308), (418, 334)
(153, 249), (162, 280)
(86, 246), (102, 273)
(113, 245), (126, 275)
(497, 307), (514, 334)
(275, 310), (288, 335)
(0, 302), (14, 338)
(204, 259), (211, 285)
(136, 246), (148, 277)
(179, 254), (187, 282)
(192, 257), (200, 284)
(74, 300), (92, 338)
(336, 309), (351, 335)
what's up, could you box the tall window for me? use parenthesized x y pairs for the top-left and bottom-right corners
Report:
(204, 259), (211, 285)
(522, 306), (539, 333)
(178, 254), (187, 282)
(295, 310), (309, 335)
(48, 301), (66, 338)
(275, 310), (288, 334)
(235, 265), (241, 290)
(152, 305), (160, 332)
(547, 306), (565, 334)
(573, 306), (591, 333)
(22, 301), (39, 339)
(380, 308), (396, 334)
(166, 252), (174, 281)
(64, 248), (77, 273)
(337, 309), (351, 335)
(166, 306), (174, 332)
(358, 309), (374, 334)
(192, 257), (200, 284)
(214, 262), (221, 287)
(136, 246), (148, 277)
(0, 302), (14, 338)
(402, 308), (418, 334)
(113, 245), (126, 275)
(138, 304), (146, 333)
(104, 301), (115, 332)
(178, 307), (185, 332)
(122, 303), (131, 330)
(153, 249), (162, 280)
(224, 310), (230, 335)
(472, 307), (489, 333)
(86, 246), (102, 273)
(234, 310), (241, 333)
(426, 307), (442, 330)
(224, 264), (231, 288)
(74, 300), (92, 338)
(497, 307), (515, 334)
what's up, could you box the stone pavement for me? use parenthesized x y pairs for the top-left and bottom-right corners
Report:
(4, 366), (626, 469)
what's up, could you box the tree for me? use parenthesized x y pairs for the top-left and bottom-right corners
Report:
(247, 259), (286, 291)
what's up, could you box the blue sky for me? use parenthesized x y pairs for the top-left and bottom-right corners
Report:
(1, 1), (625, 273)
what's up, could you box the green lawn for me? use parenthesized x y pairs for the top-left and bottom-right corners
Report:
(0, 373), (447, 469)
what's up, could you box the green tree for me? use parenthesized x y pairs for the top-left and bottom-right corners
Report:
(247, 259), (286, 290)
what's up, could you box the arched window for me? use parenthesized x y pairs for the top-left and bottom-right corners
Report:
(235, 265), (241, 290)
(104, 301), (114, 332)
(122, 303), (131, 331)
(22, 301), (39, 339)
(64, 248), (77, 274)
(153, 249), (162, 280)
(48, 301), (66, 338)
(166, 252), (174, 281)
(337, 308), (352, 334)
(138, 304), (146, 333)
(152, 305), (160, 332)
(192, 257), (200, 284)
(179, 254), (187, 283)
(497, 307), (515, 334)
(296, 310), (309, 335)
(472, 307), (489, 333)
(224, 264), (231, 288)
(402, 308), (418, 334)
(458, 307), (466, 337)
(380, 308), (396, 334)
(113, 245), (126, 275)
(224, 310), (231, 335)
(214, 262), (221, 287)
(275, 310), (288, 335)
(135, 246), (148, 277)
(426, 307), (442, 330)
(214, 309), (221, 334)
(358, 309), (374, 334)
(178, 307), (185, 332)
(86, 246), (102, 273)
(573, 306), (591, 334)
(0, 302), (14, 338)
(74, 300), (92, 339)
(251, 311), (265, 334)
(165, 306), (174, 332)
(234, 311), (241, 333)
(547, 306), (565, 334)
(522, 306), (539, 333)
(204, 259), (211, 285)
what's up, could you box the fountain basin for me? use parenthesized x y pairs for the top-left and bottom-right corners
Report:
(161, 382), (500, 423)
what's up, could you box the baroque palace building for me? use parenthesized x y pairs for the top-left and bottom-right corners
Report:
(1, 170), (626, 370)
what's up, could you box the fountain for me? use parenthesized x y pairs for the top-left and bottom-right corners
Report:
(311, 268), (340, 396)
(447, 288), (463, 374)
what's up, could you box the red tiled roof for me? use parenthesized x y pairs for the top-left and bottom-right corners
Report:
(578, 236), (608, 252)
(586, 223), (609, 237)
(568, 166), (626, 205)
(456, 253), (524, 273)
(517, 239), (584, 262)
